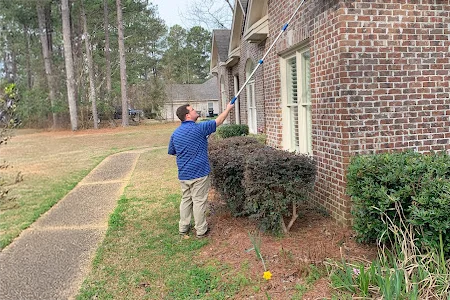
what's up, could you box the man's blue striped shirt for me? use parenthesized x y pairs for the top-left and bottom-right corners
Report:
(168, 120), (217, 180)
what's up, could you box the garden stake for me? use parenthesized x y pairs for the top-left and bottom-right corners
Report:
(230, 0), (307, 105)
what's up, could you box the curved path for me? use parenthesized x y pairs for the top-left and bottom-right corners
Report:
(0, 149), (152, 300)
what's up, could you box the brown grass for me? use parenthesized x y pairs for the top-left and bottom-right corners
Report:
(0, 122), (178, 249)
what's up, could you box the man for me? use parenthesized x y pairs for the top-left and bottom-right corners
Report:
(168, 103), (234, 238)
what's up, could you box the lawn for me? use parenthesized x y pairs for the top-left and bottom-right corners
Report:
(2, 123), (448, 299)
(0, 123), (177, 249)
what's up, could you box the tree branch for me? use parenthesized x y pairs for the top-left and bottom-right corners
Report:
(286, 203), (298, 232)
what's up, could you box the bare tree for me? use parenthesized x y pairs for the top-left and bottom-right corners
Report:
(81, 0), (99, 129)
(116, 0), (129, 126)
(181, 0), (234, 30)
(61, 0), (78, 130)
(37, 0), (58, 128)
(103, 0), (112, 94)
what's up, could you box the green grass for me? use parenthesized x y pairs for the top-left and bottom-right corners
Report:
(0, 162), (104, 249)
(77, 149), (252, 299)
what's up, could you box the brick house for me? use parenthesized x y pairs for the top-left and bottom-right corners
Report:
(211, 0), (450, 224)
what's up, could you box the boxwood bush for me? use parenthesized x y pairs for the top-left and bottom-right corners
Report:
(216, 124), (249, 139)
(347, 151), (450, 257)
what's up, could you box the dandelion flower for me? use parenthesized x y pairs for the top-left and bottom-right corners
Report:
(263, 271), (272, 280)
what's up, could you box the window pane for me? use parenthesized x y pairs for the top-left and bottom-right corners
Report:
(287, 57), (297, 104)
(302, 51), (311, 104)
(301, 51), (312, 154)
(290, 107), (299, 151)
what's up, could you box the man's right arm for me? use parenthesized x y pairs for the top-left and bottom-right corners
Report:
(215, 103), (235, 127)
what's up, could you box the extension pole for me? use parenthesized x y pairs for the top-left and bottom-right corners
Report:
(230, 0), (307, 104)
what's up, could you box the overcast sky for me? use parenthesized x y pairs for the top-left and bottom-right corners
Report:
(151, 0), (192, 28)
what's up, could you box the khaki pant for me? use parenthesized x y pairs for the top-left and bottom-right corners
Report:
(179, 175), (210, 236)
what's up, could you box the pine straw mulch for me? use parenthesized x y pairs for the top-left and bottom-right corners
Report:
(198, 190), (378, 300)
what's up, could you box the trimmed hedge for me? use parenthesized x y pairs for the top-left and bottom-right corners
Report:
(243, 147), (316, 233)
(347, 151), (450, 257)
(209, 136), (317, 233)
(216, 124), (249, 139)
(208, 136), (264, 216)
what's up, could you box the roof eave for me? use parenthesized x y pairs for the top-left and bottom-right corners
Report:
(243, 15), (269, 43)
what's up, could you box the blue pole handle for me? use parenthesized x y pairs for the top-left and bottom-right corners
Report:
(230, 96), (237, 105)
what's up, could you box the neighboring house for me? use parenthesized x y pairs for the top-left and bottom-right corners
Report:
(211, 0), (450, 225)
(163, 77), (219, 121)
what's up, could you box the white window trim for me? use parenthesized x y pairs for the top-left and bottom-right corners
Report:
(280, 46), (312, 154)
(233, 75), (241, 124)
(246, 60), (257, 134)
(220, 76), (229, 124)
(246, 80), (257, 133)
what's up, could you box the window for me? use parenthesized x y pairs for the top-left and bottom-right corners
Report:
(281, 47), (311, 154)
(233, 75), (240, 124)
(208, 102), (214, 116)
(220, 76), (229, 124)
(246, 60), (257, 134)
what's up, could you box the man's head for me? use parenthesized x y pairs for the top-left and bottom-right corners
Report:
(176, 104), (199, 122)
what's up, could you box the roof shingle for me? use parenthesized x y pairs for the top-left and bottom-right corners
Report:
(212, 29), (231, 62)
(166, 78), (218, 101)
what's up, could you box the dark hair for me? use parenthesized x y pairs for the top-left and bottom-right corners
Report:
(176, 104), (190, 121)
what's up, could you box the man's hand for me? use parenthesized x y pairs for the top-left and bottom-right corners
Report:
(215, 102), (235, 126)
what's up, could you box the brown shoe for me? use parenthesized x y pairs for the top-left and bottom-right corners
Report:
(196, 228), (210, 239)
(179, 225), (191, 236)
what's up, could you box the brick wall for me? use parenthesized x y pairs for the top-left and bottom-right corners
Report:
(223, 41), (266, 129)
(264, 0), (450, 225)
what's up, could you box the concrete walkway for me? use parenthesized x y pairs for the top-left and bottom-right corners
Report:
(0, 149), (149, 300)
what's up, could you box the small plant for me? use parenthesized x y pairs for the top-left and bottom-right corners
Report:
(326, 202), (450, 299)
(246, 232), (272, 281)
(0, 82), (21, 212)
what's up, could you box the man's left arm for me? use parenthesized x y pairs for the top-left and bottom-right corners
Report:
(168, 135), (176, 155)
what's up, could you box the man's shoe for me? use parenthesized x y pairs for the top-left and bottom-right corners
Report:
(179, 225), (191, 236)
(196, 228), (210, 239)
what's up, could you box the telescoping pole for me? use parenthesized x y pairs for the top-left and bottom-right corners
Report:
(230, 0), (307, 104)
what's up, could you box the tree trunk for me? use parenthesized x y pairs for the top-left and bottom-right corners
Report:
(103, 0), (112, 94)
(61, 0), (78, 130)
(11, 49), (17, 81)
(286, 203), (298, 232)
(3, 52), (10, 81)
(81, 0), (99, 129)
(116, 0), (129, 126)
(24, 24), (32, 89)
(37, 0), (58, 128)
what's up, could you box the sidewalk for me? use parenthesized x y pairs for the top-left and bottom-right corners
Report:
(0, 149), (147, 300)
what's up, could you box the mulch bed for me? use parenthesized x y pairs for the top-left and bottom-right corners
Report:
(199, 190), (377, 299)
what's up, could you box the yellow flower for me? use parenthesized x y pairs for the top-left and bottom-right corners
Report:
(263, 271), (272, 280)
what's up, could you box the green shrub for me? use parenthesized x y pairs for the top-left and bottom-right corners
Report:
(216, 124), (249, 139)
(409, 177), (450, 256)
(208, 136), (264, 216)
(347, 151), (450, 257)
(243, 148), (316, 233)
(209, 137), (316, 233)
